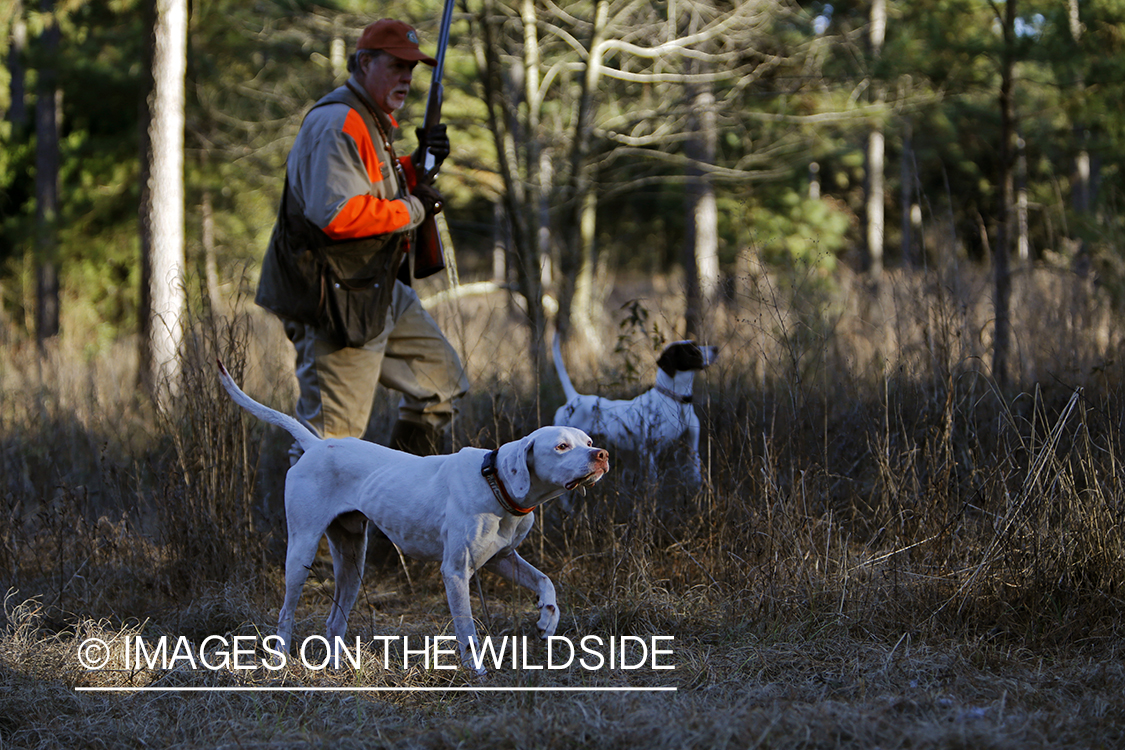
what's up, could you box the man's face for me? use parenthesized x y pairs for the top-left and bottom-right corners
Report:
(358, 51), (417, 114)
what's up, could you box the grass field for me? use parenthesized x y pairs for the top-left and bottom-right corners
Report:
(3, 264), (1125, 748)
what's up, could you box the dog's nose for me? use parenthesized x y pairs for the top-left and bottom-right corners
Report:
(595, 449), (609, 463)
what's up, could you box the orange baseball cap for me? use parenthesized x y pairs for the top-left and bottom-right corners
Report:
(357, 19), (438, 66)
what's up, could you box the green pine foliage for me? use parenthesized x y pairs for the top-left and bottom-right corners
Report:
(2, 0), (1125, 346)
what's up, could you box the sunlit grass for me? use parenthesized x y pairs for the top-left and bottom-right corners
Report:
(2, 263), (1124, 747)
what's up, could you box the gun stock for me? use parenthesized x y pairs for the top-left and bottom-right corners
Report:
(414, 215), (444, 279)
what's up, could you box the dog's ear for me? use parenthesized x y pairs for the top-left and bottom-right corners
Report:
(656, 346), (678, 377)
(497, 435), (533, 499)
(657, 341), (694, 376)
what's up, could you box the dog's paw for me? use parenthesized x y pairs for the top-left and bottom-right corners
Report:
(463, 661), (488, 678)
(458, 655), (487, 677)
(537, 602), (560, 639)
(459, 635), (489, 676)
(687, 456), (705, 487)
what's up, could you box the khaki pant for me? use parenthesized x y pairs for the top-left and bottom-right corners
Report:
(284, 280), (469, 441)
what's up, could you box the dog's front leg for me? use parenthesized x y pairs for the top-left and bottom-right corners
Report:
(642, 433), (660, 487)
(484, 552), (560, 639)
(686, 418), (703, 486)
(441, 553), (485, 675)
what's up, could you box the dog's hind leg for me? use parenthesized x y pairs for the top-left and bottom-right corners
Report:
(324, 512), (369, 661)
(484, 551), (560, 639)
(277, 529), (321, 653)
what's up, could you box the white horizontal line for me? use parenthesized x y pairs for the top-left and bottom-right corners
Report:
(76, 686), (676, 693)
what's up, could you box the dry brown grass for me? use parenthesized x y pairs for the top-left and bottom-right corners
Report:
(3, 264), (1125, 748)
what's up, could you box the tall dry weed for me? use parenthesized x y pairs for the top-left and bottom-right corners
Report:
(2, 264), (1125, 746)
(1, 262), (1124, 648)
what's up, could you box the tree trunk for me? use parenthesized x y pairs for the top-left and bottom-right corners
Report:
(572, 189), (600, 345)
(900, 117), (916, 267)
(684, 76), (719, 339)
(4, 2), (28, 335)
(34, 0), (60, 349)
(1017, 135), (1029, 263)
(1067, 0), (1092, 274)
(993, 0), (1017, 388)
(864, 0), (886, 278)
(473, 0), (545, 370)
(7, 1), (28, 129)
(141, 0), (188, 403)
(560, 0), (608, 352)
(201, 186), (223, 313)
(492, 200), (508, 284)
(520, 0), (546, 370)
(1068, 0), (1086, 211)
(138, 0), (155, 393)
(521, 0), (543, 266)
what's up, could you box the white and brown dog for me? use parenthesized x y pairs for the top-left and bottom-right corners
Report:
(218, 362), (608, 673)
(553, 336), (717, 487)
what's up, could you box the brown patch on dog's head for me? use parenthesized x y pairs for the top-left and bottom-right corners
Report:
(656, 341), (718, 377)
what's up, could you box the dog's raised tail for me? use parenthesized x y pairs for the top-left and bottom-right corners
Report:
(217, 360), (320, 453)
(552, 334), (580, 402)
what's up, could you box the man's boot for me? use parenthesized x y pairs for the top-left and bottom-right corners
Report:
(387, 419), (446, 456)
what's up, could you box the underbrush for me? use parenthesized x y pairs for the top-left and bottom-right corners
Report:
(2, 265), (1125, 747)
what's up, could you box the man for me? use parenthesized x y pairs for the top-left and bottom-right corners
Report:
(256, 19), (469, 457)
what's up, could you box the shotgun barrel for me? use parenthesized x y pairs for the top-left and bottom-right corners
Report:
(413, 0), (456, 279)
(419, 0), (456, 182)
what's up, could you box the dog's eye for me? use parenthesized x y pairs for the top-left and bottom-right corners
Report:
(556, 442), (570, 451)
(587, 439), (593, 447)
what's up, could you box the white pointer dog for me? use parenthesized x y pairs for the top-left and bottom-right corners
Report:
(553, 336), (717, 486)
(218, 362), (609, 673)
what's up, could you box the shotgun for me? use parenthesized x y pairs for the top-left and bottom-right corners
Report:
(413, 0), (456, 279)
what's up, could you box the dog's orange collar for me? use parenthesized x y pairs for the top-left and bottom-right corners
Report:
(481, 449), (533, 516)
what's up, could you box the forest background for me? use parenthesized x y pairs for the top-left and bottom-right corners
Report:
(2, 0), (1124, 373)
(4, 0), (1125, 747)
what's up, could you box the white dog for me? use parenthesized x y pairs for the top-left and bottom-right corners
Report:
(218, 362), (609, 673)
(553, 336), (717, 486)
